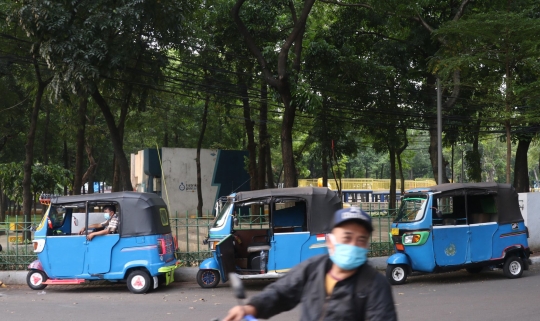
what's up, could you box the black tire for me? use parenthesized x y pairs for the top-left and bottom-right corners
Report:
(386, 264), (408, 285)
(126, 270), (152, 294)
(503, 256), (523, 279)
(466, 267), (483, 274)
(27, 270), (48, 290)
(197, 269), (220, 288)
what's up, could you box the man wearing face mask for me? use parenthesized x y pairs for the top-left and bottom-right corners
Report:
(79, 205), (119, 241)
(223, 207), (397, 321)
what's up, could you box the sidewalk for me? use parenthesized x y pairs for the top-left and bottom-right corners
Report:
(1, 256), (538, 285)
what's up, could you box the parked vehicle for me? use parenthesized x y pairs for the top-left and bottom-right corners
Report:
(386, 182), (531, 285)
(27, 192), (179, 294)
(197, 187), (341, 288)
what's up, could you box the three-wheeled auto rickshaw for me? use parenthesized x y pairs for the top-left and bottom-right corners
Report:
(27, 192), (179, 294)
(197, 187), (342, 288)
(386, 183), (531, 285)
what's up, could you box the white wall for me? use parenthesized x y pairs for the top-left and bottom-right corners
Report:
(518, 192), (540, 250)
(161, 148), (219, 217)
(131, 150), (147, 192)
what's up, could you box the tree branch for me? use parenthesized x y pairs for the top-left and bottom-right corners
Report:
(319, 0), (373, 9)
(453, 0), (472, 21)
(288, 0), (298, 24)
(442, 70), (461, 110)
(231, 0), (279, 88)
(277, 0), (316, 80)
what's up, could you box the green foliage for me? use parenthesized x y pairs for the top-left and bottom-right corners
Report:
(0, 162), (72, 203)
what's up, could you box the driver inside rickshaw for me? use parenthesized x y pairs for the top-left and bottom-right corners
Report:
(79, 205), (119, 241)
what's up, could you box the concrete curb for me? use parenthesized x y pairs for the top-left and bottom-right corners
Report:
(1, 256), (538, 286)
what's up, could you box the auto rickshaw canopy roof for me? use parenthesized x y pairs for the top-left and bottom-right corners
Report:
(425, 182), (523, 224)
(233, 187), (342, 235)
(51, 192), (171, 237)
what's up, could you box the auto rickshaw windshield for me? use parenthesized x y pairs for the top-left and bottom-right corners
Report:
(213, 200), (234, 228)
(394, 195), (428, 222)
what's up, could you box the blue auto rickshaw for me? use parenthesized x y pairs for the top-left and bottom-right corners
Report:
(197, 187), (342, 288)
(386, 182), (531, 284)
(27, 192), (179, 294)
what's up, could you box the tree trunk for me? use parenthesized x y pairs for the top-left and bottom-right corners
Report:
(266, 142), (274, 188)
(82, 143), (98, 194)
(280, 89), (297, 187)
(196, 94), (210, 217)
(322, 152), (329, 187)
(388, 148), (397, 210)
(42, 104), (51, 165)
(112, 157), (120, 192)
(241, 82), (258, 191)
(514, 137), (531, 192)
(397, 152), (405, 195)
(257, 81), (268, 190)
(0, 185), (6, 222)
(91, 89), (133, 191)
(23, 64), (49, 240)
(63, 140), (68, 195)
(505, 120), (512, 184)
(73, 97), (88, 195)
(466, 117), (482, 182)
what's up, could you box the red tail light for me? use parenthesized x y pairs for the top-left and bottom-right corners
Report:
(158, 239), (166, 255)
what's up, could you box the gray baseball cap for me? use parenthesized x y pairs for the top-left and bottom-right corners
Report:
(331, 207), (373, 232)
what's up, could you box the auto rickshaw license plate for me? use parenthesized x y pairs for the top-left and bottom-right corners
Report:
(391, 228), (399, 236)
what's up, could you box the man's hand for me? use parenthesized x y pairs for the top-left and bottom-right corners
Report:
(86, 233), (95, 241)
(223, 305), (256, 321)
(79, 228), (85, 235)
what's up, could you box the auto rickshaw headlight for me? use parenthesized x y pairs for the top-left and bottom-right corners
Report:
(403, 234), (421, 244)
(33, 239), (45, 253)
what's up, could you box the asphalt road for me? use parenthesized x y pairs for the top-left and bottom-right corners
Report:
(2, 264), (540, 321)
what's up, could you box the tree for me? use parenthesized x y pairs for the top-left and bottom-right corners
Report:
(13, 0), (196, 191)
(434, 4), (540, 189)
(232, 0), (316, 187)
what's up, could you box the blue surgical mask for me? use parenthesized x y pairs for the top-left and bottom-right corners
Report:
(104, 213), (110, 220)
(329, 242), (368, 270)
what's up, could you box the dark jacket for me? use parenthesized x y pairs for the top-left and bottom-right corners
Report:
(247, 255), (397, 321)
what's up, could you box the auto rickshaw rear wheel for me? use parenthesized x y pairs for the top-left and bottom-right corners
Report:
(386, 264), (408, 285)
(503, 256), (523, 279)
(197, 269), (220, 288)
(27, 270), (48, 290)
(127, 270), (152, 294)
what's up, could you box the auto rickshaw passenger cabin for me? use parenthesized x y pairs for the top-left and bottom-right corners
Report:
(426, 182), (523, 227)
(198, 187), (342, 288)
(46, 192), (172, 237)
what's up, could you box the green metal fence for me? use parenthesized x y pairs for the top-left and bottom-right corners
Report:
(0, 215), (41, 270)
(0, 204), (397, 271)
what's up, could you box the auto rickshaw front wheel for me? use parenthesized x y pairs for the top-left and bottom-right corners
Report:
(126, 270), (152, 294)
(503, 256), (524, 279)
(386, 264), (408, 285)
(27, 270), (48, 290)
(197, 269), (220, 288)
